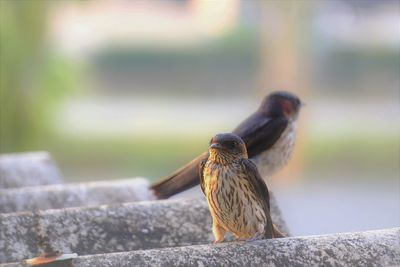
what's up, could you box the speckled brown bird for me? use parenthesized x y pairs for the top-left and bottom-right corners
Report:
(200, 133), (284, 242)
(152, 91), (303, 199)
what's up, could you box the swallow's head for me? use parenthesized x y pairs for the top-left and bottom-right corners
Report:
(260, 91), (303, 121)
(208, 133), (247, 161)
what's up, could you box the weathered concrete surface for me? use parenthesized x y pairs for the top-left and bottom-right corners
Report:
(0, 196), (288, 264)
(66, 228), (400, 267)
(2, 228), (399, 267)
(0, 178), (155, 213)
(0, 152), (62, 189)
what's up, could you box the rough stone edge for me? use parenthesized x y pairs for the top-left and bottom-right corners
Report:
(0, 198), (212, 263)
(0, 177), (155, 213)
(0, 151), (63, 189)
(2, 228), (398, 267)
(0, 196), (289, 264)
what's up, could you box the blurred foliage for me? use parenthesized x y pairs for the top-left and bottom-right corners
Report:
(42, 133), (398, 183)
(94, 29), (259, 70)
(0, 0), (79, 152)
(91, 29), (260, 96)
(306, 133), (399, 179)
(47, 135), (209, 182)
(316, 48), (400, 94)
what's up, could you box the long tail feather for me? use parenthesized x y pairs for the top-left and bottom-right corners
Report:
(150, 152), (208, 199)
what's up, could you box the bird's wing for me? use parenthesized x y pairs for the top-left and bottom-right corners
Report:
(199, 158), (207, 195)
(233, 113), (288, 158)
(242, 159), (271, 210)
(242, 159), (274, 238)
(151, 151), (208, 199)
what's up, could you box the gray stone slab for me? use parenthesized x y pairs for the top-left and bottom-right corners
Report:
(0, 196), (289, 264)
(2, 228), (399, 267)
(0, 178), (155, 213)
(0, 152), (62, 189)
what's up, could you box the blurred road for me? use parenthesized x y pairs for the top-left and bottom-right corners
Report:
(274, 181), (400, 236)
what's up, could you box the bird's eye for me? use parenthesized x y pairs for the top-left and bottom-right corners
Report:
(224, 141), (237, 148)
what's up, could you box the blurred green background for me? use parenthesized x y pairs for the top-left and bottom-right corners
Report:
(0, 0), (399, 235)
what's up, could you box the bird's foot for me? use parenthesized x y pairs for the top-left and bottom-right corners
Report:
(246, 236), (262, 242)
(237, 233), (263, 242)
(213, 239), (224, 244)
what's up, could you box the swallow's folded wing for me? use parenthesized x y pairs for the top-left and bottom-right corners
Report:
(242, 159), (274, 238)
(234, 113), (288, 158)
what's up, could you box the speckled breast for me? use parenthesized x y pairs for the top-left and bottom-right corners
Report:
(203, 162), (267, 238)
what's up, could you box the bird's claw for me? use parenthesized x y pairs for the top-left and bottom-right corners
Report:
(213, 239), (224, 244)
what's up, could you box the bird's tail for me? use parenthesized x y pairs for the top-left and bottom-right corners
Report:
(150, 152), (208, 199)
(273, 224), (285, 238)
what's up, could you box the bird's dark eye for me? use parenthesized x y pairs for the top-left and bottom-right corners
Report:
(224, 140), (237, 148)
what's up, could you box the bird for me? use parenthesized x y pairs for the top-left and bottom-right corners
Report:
(200, 133), (284, 242)
(151, 91), (303, 199)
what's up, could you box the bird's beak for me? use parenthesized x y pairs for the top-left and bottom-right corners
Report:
(210, 143), (222, 149)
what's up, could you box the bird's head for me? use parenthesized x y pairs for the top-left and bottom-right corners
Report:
(208, 133), (247, 163)
(259, 91), (303, 121)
